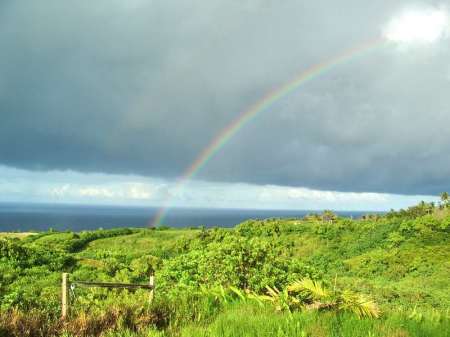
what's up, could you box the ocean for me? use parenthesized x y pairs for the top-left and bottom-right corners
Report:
(0, 203), (376, 232)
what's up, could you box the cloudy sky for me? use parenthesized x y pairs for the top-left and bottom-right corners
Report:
(1, 0), (449, 210)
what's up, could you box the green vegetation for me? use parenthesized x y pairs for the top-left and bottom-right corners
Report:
(0, 200), (449, 337)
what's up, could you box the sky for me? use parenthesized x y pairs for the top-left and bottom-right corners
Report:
(1, 0), (449, 210)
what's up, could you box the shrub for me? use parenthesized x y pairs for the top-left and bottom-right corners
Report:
(159, 233), (318, 292)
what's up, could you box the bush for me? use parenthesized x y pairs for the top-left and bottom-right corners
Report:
(159, 232), (318, 292)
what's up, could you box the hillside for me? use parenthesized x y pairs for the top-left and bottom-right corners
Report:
(0, 204), (449, 337)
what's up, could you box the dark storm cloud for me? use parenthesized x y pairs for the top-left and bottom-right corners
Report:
(1, 0), (449, 195)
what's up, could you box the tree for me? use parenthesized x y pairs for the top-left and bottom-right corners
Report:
(322, 210), (337, 224)
(440, 192), (449, 208)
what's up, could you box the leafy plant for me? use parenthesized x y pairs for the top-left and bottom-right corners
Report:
(255, 278), (381, 319)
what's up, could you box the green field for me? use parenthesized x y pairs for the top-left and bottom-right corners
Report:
(0, 202), (449, 337)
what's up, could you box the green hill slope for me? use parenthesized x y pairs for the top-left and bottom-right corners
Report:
(0, 204), (449, 336)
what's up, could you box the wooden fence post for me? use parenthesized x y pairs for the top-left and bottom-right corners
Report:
(62, 273), (69, 319)
(149, 273), (155, 304)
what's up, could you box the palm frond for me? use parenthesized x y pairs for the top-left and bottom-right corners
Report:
(219, 285), (228, 303)
(265, 285), (281, 298)
(256, 278), (380, 319)
(245, 291), (266, 306)
(287, 278), (329, 299)
(229, 286), (246, 301)
(339, 290), (381, 319)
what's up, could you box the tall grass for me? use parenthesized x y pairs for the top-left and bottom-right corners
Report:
(1, 296), (448, 337)
(175, 304), (450, 337)
(178, 303), (450, 337)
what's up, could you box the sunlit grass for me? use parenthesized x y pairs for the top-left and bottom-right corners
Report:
(79, 229), (198, 259)
(177, 303), (450, 337)
(0, 232), (36, 239)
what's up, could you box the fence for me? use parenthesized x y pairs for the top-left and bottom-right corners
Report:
(61, 273), (155, 319)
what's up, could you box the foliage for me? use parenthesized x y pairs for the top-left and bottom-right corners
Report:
(0, 200), (449, 336)
(158, 233), (318, 292)
(254, 278), (380, 319)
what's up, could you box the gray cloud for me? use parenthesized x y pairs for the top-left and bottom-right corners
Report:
(1, 0), (449, 195)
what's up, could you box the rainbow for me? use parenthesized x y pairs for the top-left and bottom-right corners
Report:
(151, 37), (387, 227)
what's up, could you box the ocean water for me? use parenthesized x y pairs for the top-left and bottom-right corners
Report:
(0, 203), (375, 232)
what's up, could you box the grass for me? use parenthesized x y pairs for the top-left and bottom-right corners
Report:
(0, 232), (36, 239)
(78, 229), (198, 259)
(177, 304), (450, 337)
